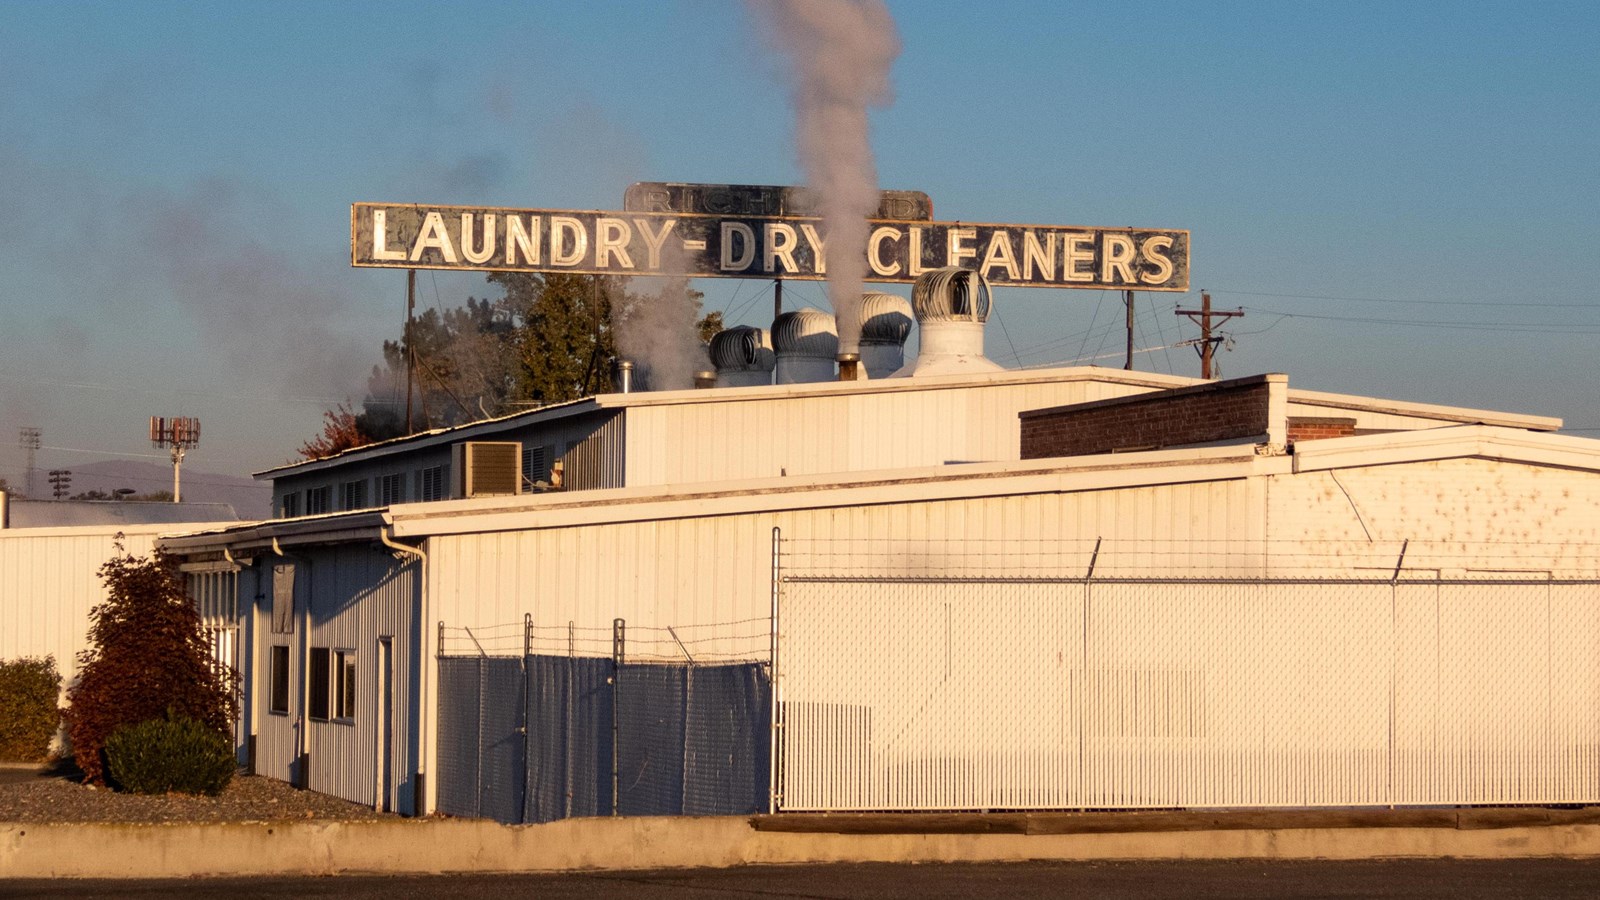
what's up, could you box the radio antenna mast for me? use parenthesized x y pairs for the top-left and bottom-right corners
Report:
(150, 416), (200, 503)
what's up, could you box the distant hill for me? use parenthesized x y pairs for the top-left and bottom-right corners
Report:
(45, 460), (272, 519)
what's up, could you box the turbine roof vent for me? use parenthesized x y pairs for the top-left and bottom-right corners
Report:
(772, 307), (839, 358)
(858, 292), (914, 345)
(709, 326), (776, 373)
(911, 267), (992, 323)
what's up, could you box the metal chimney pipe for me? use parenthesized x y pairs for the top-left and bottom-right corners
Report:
(836, 353), (861, 382)
(694, 370), (717, 389)
(616, 360), (635, 393)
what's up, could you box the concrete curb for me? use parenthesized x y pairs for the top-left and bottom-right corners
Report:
(6, 815), (1600, 878)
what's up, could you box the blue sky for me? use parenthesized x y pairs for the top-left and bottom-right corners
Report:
(1, 0), (1597, 484)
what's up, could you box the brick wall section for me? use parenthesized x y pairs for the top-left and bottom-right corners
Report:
(1019, 374), (1282, 459)
(1286, 417), (1358, 443)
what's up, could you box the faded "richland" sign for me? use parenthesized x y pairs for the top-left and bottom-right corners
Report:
(352, 202), (1189, 291)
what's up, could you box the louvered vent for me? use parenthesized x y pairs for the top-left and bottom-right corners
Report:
(451, 441), (522, 498)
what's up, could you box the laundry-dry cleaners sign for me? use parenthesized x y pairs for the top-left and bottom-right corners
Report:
(352, 202), (1189, 291)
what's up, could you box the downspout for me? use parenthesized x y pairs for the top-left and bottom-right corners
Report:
(380, 524), (431, 816)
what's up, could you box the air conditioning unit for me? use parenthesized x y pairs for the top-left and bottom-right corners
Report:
(451, 442), (522, 498)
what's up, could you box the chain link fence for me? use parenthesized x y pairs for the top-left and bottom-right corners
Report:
(436, 617), (770, 824)
(775, 537), (1600, 812)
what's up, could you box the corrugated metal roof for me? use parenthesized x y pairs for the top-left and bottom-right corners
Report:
(2, 498), (240, 529)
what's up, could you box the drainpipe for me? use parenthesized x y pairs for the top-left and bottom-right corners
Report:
(380, 524), (431, 816)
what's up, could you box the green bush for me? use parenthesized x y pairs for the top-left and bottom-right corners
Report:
(104, 715), (236, 796)
(0, 656), (62, 762)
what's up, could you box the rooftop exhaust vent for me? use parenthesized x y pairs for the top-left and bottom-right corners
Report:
(710, 326), (777, 388)
(911, 267), (992, 323)
(891, 267), (1003, 378)
(773, 307), (839, 384)
(858, 292), (913, 378)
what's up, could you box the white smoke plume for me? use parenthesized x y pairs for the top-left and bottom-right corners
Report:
(617, 271), (710, 392)
(746, 0), (901, 357)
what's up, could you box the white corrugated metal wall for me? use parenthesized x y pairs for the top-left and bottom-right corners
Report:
(621, 377), (1178, 486)
(0, 525), (165, 679)
(1269, 457), (1600, 553)
(425, 478), (1263, 640)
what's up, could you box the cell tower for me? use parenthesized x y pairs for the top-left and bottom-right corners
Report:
(150, 416), (200, 503)
(18, 427), (40, 497)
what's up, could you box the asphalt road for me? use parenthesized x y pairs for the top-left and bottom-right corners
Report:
(8, 859), (1600, 899)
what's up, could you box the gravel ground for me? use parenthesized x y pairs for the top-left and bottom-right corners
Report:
(0, 762), (398, 824)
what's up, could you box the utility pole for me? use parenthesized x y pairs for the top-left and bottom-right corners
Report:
(774, 277), (783, 322)
(1175, 291), (1244, 379)
(18, 427), (40, 498)
(1124, 290), (1135, 370)
(405, 269), (416, 434)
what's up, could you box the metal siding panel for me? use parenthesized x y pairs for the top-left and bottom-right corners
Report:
(1268, 458), (1600, 572)
(298, 545), (417, 809)
(0, 527), (160, 684)
(615, 378), (1173, 489)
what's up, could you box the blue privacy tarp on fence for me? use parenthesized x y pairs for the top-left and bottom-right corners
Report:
(438, 654), (769, 824)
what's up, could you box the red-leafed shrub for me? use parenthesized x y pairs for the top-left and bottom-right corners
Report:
(65, 546), (238, 786)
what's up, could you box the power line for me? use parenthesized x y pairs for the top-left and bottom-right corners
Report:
(1204, 288), (1597, 309)
(1237, 306), (1600, 334)
(39, 444), (169, 460)
(0, 375), (348, 405)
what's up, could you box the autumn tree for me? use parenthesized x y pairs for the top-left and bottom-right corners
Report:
(298, 402), (372, 461)
(300, 272), (723, 456)
(65, 547), (238, 785)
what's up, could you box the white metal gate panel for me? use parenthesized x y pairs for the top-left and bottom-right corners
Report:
(776, 578), (1600, 811)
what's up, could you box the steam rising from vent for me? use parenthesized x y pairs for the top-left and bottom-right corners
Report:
(746, 0), (901, 358)
(615, 275), (709, 391)
(614, 229), (710, 391)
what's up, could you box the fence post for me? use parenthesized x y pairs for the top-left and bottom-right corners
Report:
(522, 613), (532, 825)
(475, 654), (485, 818)
(769, 525), (781, 814)
(566, 620), (574, 820)
(612, 617), (625, 816)
(1080, 538), (1099, 809)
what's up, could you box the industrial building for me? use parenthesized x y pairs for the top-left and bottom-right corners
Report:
(154, 270), (1600, 821)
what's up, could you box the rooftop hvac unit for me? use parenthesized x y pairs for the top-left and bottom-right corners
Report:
(451, 441), (522, 498)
